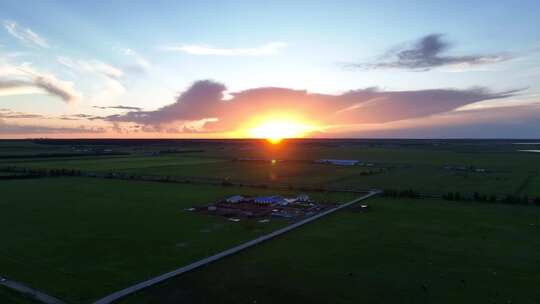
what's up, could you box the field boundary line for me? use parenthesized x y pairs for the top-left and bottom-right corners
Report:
(0, 278), (66, 304)
(92, 190), (381, 304)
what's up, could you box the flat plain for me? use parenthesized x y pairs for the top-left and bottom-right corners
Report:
(120, 197), (540, 304)
(0, 176), (355, 303)
(1, 139), (539, 304)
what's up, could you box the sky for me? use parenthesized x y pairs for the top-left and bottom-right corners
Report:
(1, 0), (540, 139)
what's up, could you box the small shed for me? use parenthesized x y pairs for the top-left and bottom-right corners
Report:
(316, 159), (359, 166)
(254, 195), (287, 206)
(296, 194), (310, 202)
(226, 195), (244, 203)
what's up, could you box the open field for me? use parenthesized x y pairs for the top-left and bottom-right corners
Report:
(120, 197), (540, 304)
(0, 177), (356, 303)
(3, 139), (539, 196)
(0, 286), (40, 304)
(2, 155), (225, 171)
(1, 139), (539, 304)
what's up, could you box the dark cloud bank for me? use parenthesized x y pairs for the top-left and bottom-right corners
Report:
(105, 79), (533, 137)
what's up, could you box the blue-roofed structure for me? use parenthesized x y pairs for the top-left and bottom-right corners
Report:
(254, 195), (288, 205)
(315, 159), (360, 166)
(225, 195), (244, 203)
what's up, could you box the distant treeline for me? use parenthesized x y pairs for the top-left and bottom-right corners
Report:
(0, 173), (43, 180)
(0, 152), (129, 159)
(159, 149), (204, 154)
(31, 138), (262, 146)
(383, 188), (540, 206)
(2, 166), (83, 177)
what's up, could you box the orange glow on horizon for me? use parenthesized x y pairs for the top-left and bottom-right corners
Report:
(242, 114), (318, 144)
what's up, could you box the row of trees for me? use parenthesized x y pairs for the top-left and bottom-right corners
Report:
(2, 166), (83, 177)
(383, 187), (540, 206)
(382, 189), (421, 198)
(443, 191), (537, 205)
(4, 165), (539, 206)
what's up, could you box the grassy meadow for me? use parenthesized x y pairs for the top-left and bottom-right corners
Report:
(1, 139), (539, 304)
(120, 197), (540, 304)
(0, 177), (355, 303)
(0, 286), (40, 304)
(3, 140), (539, 196)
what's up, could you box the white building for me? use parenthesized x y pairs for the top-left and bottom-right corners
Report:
(296, 194), (310, 202)
(316, 159), (360, 166)
(226, 195), (244, 203)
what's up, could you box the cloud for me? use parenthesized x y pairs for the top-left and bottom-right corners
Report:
(93, 105), (143, 111)
(119, 48), (151, 72)
(0, 109), (103, 121)
(330, 103), (540, 139)
(0, 108), (44, 119)
(58, 113), (101, 121)
(0, 119), (105, 135)
(349, 34), (511, 71)
(3, 20), (49, 48)
(0, 63), (81, 103)
(57, 56), (125, 103)
(107, 80), (520, 134)
(161, 42), (287, 56)
(57, 57), (123, 79)
(106, 80), (226, 125)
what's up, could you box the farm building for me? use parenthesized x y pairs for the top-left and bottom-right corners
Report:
(226, 195), (244, 203)
(296, 194), (310, 202)
(254, 195), (288, 206)
(316, 159), (359, 166)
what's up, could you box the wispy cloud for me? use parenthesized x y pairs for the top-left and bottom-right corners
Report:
(93, 105), (143, 111)
(59, 113), (101, 120)
(0, 118), (105, 134)
(0, 63), (81, 103)
(3, 20), (49, 48)
(57, 57), (123, 79)
(119, 48), (151, 72)
(57, 56), (126, 103)
(349, 34), (511, 71)
(161, 42), (287, 56)
(0, 108), (44, 119)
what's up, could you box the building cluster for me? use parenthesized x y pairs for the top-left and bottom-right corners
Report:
(193, 193), (333, 220)
(235, 157), (376, 167)
(315, 159), (375, 166)
(443, 165), (488, 173)
(225, 194), (311, 206)
(315, 159), (359, 166)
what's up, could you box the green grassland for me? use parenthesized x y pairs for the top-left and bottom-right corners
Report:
(3, 141), (539, 197)
(0, 140), (67, 156)
(1, 140), (539, 303)
(0, 286), (40, 304)
(0, 177), (356, 303)
(2, 155), (225, 171)
(122, 161), (366, 186)
(121, 197), (540, 304)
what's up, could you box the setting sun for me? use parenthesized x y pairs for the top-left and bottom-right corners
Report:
(247, 119), (315, 144)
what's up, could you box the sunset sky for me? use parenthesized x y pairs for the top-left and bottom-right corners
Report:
(1, 0), (540, 138)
